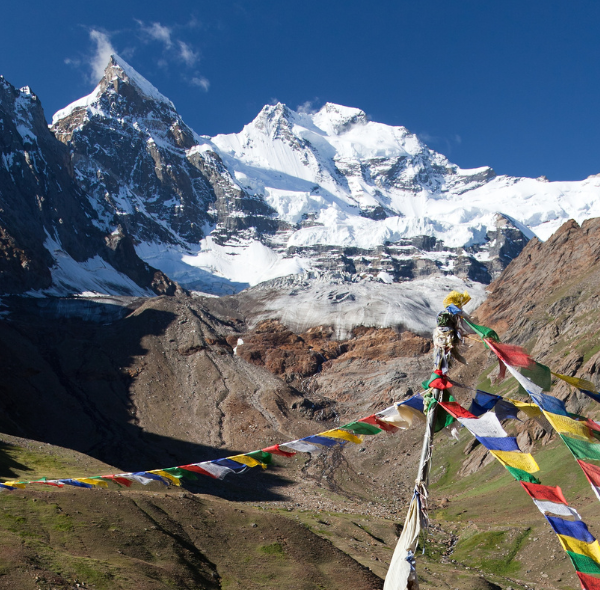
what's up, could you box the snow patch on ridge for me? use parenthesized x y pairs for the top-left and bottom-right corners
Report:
(32, 236), (153, 297)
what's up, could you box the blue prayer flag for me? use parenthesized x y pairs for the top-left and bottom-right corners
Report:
(302, 435), (345, 447)
(495, 400), (521, 421)
(529, 392), (569, 416)
(475, 436), (520, 452)
(546, 516), (596, 543)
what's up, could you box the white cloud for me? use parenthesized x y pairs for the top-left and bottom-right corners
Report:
(137, 20), (173, 48)
(178, 41), (199, 66)
(190, 76), (210, 92)
(296, 99), (319, 115)
(89, 29), (116, 83)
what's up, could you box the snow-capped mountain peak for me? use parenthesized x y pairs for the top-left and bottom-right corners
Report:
(52, 54), (174, 126)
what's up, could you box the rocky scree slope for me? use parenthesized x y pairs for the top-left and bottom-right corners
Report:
(0, 75), (178, 296)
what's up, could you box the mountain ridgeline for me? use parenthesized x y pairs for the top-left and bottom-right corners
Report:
(2, 54), (599, 297)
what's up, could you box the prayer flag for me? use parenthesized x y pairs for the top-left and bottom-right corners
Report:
(568, 552), (600, 575)
(532, 500), (582, 519)
(577, 460), (600, 487)
(576, 571), (600, 590)
(487, 340), (534, 369)
(319, 429), (363, 444)
(562, 436), (600, 461)
(476, 436), (520, 452)
(101, 475), (132, 487)
(557, 537), (600, 563)
(398, 394), (425, 414)
(178, 464), (218, 478)
(150, 470), (181, 485)
(280, 440), (321, 453)
(507, 398), (543, 419)
(529, 392), (569, 416)
(459, 412), (508, 438)
(262, 444), (296, 457)
(544, 413), (594, 441)
(520, 482), (568, 504)
(490, 451), (539, 473)
(471, 390), (501, 413)
(214, 458), (250, 470)
(61, 479), (93, 488)
(552, 373), (597, 393)
(0, 484), (16, 490)
(504, 364), (544, 396)
(518, 362), (552, 395)
(119, 473), (165, 486)
(546, 517), (596, 544)
(341, 421), (382, 435)
(75, 478), (108, 488)
(134, 471), (170, 484)
(439, 402), (477, 420)
(246, 450), (273, 465)
(495, 400), (521, 421)
(505, 466), (541, 484)
(194, 462), (233, 480)
(360, 414), (400, 432)
(463, 319), (499, 342)
(301, 435), (343, 448)
(162, 467), (198, 481)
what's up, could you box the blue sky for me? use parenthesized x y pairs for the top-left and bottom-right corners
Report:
(1, 0), (599, 180)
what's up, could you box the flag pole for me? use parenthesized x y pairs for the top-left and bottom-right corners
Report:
(384, 290), (469, 589)
(383, 388), (441, 590)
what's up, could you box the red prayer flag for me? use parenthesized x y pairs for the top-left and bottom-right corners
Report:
(486, 340), (534, 369)
(262, 444), (296, 457)
(33, 480), (64, 488)
(102, 475), (133, 487)
(577, 572), (600, 590)
(577, 460), (600, 487)
(520, 481), (568, 504)
(438, 402), (476, 420)
(359, 414), (399, 432)
(178, 464), (218, 479)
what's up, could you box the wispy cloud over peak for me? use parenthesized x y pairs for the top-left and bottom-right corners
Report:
(89, 29), (115, 83)
(137, 20), (173, 48)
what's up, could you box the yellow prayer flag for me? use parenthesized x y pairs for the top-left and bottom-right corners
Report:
(227, 454), (266, 469)
(3, 481), (26, 489)
(76, 478), (108, 488)
(149, 470), (181, 486)
(506, 399), (543, 419)
(443, 290), (471, 310)
(543, 412), (594, 442)
(319, 429), (363, 444)
(553, 373), (598, 393)
(557, 536), (600, 563)
(490, 450), (540, 473)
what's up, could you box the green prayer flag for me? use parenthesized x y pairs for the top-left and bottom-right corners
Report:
(567, 551), (600, 575)
(562, 436), (600, 461)
(463, 319), (500, 343)
(518, 361), (552, 395)
(505, 465), (541, 484)
(246, 450), (273, 465)
(341, 421), (382, 435)
(163, 467), (198, 481)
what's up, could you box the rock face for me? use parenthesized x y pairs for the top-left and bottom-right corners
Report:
(0, 76), (179, 296)
(50, 55), (279, 248)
